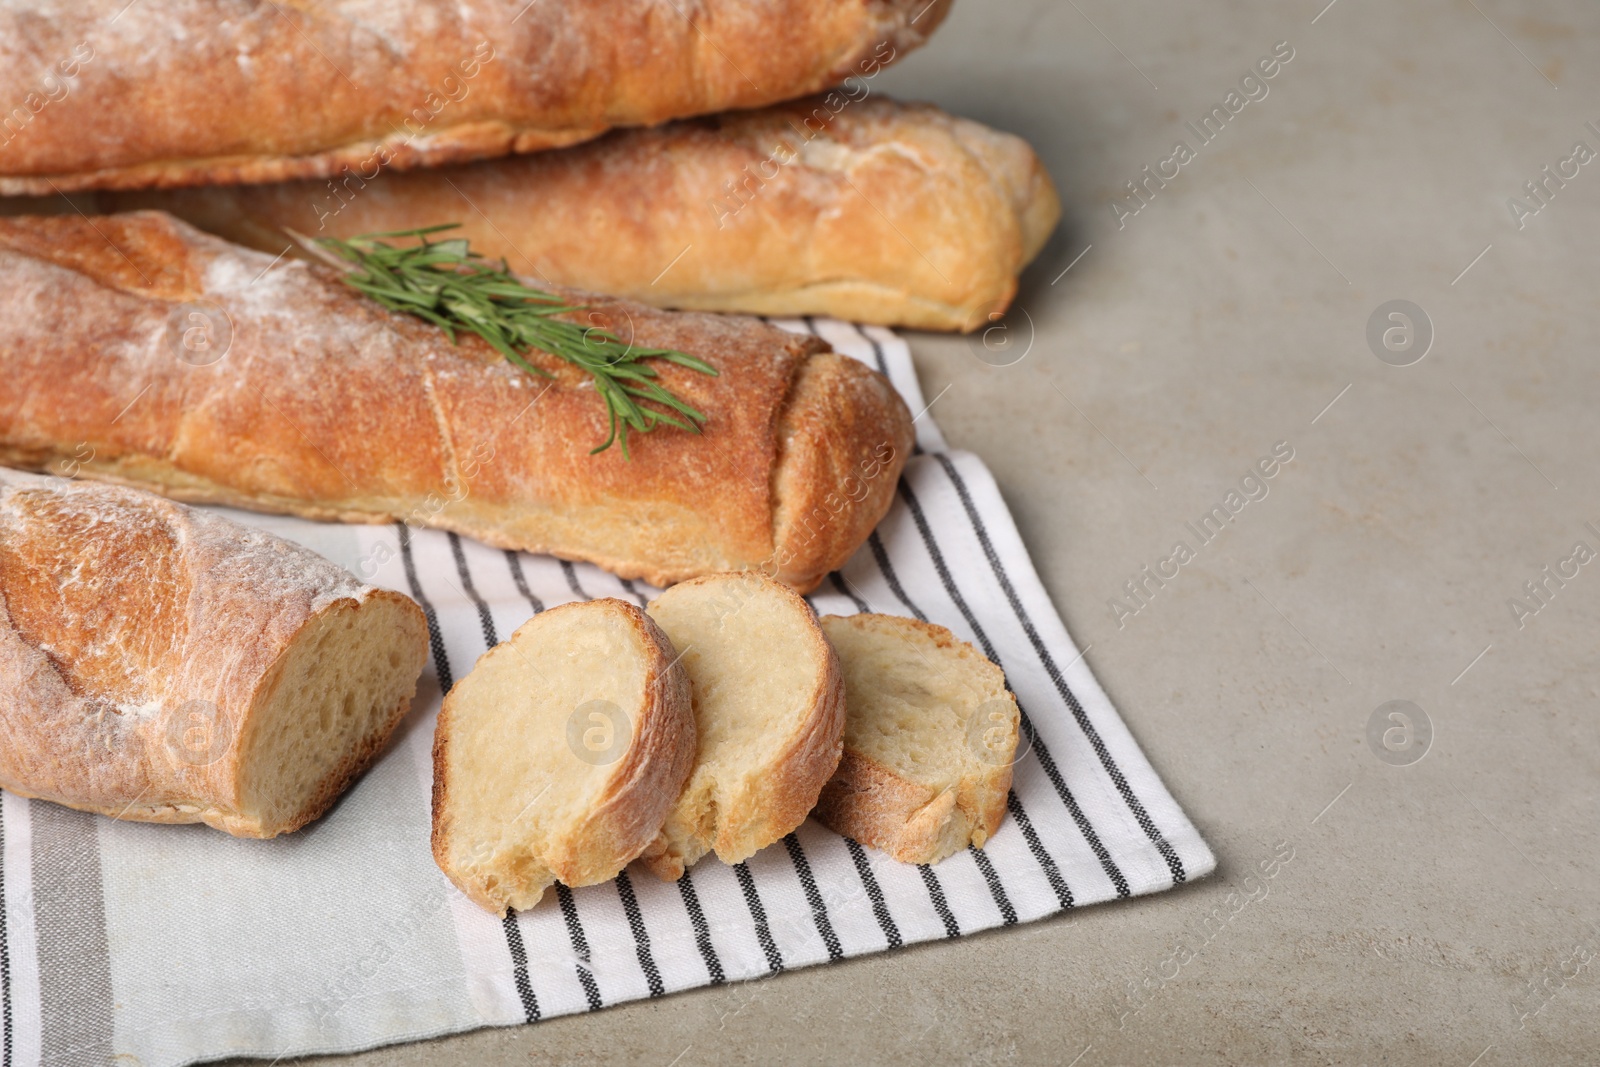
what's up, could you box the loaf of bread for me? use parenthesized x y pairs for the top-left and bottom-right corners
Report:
(0, 0), (948, 195)
(639, 572), (844, 880)
(0, 212), (913, 592)
(432, 599), (695, 912)
(104, 97), (1060, 332)
(0, 469), (429, 838)
(815, 613), (1019, 864)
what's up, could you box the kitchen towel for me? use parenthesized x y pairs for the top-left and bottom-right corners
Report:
(0, 321), (1215, 1067)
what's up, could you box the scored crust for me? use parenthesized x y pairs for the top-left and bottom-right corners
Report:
(814, 613), (1019, 865)
(430, 598), (696, 913)
(0, 211), (911, 593)
(639, 572), (846, 880)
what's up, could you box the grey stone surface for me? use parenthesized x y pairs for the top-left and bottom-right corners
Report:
(240, 0), (1600, 1063)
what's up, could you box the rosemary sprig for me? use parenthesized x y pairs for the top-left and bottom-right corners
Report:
(315, 225), (717, 457)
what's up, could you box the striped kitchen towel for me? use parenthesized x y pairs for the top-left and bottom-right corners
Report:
(0, 322), (1215, 1067)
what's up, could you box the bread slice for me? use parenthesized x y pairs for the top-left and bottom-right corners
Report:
(815, 614), (1020, 865)
(431, 598), (694, 913)
(638, 573), (845, 881)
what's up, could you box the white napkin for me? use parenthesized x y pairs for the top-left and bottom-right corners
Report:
(0, 322), (1214, 1067)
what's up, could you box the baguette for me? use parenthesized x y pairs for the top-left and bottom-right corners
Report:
(639, 572), (845, 881)
(0, 469), (429, 838)
(103, 96), (1061, 332)
(815, 613), (1019, 864)
(0, 212), (913, 593)
(431, 599), (695, 913)
(0, 0), (948, 196)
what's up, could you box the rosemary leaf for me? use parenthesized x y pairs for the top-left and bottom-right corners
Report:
(317, 225), (717, 457)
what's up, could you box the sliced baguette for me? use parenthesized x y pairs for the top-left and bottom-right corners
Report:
(431, 598), (694, 913)
(815, 613), (1020, 865)
(639, 573), (845, 881)
(0, 469), (428, 838)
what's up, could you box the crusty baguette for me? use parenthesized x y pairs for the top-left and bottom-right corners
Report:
(431, 598), (695, 913)
(639, 572), (845, 880)
(0, 0), (948, 196)
(103, 96), (1060, 332)
(0, 212), (913, 592)
(815, 613), (1019, 864)
(0, 469), (428, 838)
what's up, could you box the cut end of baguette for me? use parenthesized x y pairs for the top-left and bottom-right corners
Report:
(232, 591), (429, 837)
(815, 613), (1020, 865)
(431, 598), (694, 913)
(640, 572), (844, 880)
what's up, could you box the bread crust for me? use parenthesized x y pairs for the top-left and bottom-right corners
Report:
(814, 613), (1017, 864)
(0, 212), (912, 592)
(639, 573), (845, 880)
(0, 469), (428, 838)
(0, 0), (949, 195)
(101, 96), (1059, 331)
(430, 598), (696, 912)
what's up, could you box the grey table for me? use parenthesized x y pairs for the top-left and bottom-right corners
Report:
(260, 0), (1600, 1062)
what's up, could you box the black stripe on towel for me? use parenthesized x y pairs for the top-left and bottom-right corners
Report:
(844, 838), (902, 950)
(849, 321), (891, 378)
(0, 798), (12, 1067)
(783, 834), (843, 962)
(829, 572), (872, 614)
(556, 885), (604, 1011)
(967, 844), (1018, 925)
(1007, 791), (1074, 910)
(613, 872), (665, 997)
(930, 452), (1187, 885)
(399, 528), (539, 1022)
(867, 532), (926, 622)
(676, 873), (726, 985)
(560, 560), (588, 601)
(895, 477), (1126, 900)
(398, 525), (453, 693)
(618, 578), (650, 608)
(733, 863), (784, 974)
(865, 536), (1086, 907)
(504, 551), (545, 615)
(449, 533), (499, 647)
(918, 866), (961, 938)
(501, 912), (541, 1023)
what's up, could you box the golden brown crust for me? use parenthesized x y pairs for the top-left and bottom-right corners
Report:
(813, 749), (971, 864)
(813, 613), (1015, 864)
(0, 0), (948, 195)
(430, 598), (696, 912)
(557, 603), (696, 886)
(638, 573), (845, 880)
(0, 212), (911, 592)
(0, 469), (428, 838)
(100, 95), (1058, 331)
(737, 651), (846, 851)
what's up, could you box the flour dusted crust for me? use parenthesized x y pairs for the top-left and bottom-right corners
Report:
(102, 96), (1060, 331)
(0, 212), (913, 592)
(0, 469), (428, 838)
(0, 0), (950, 195)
